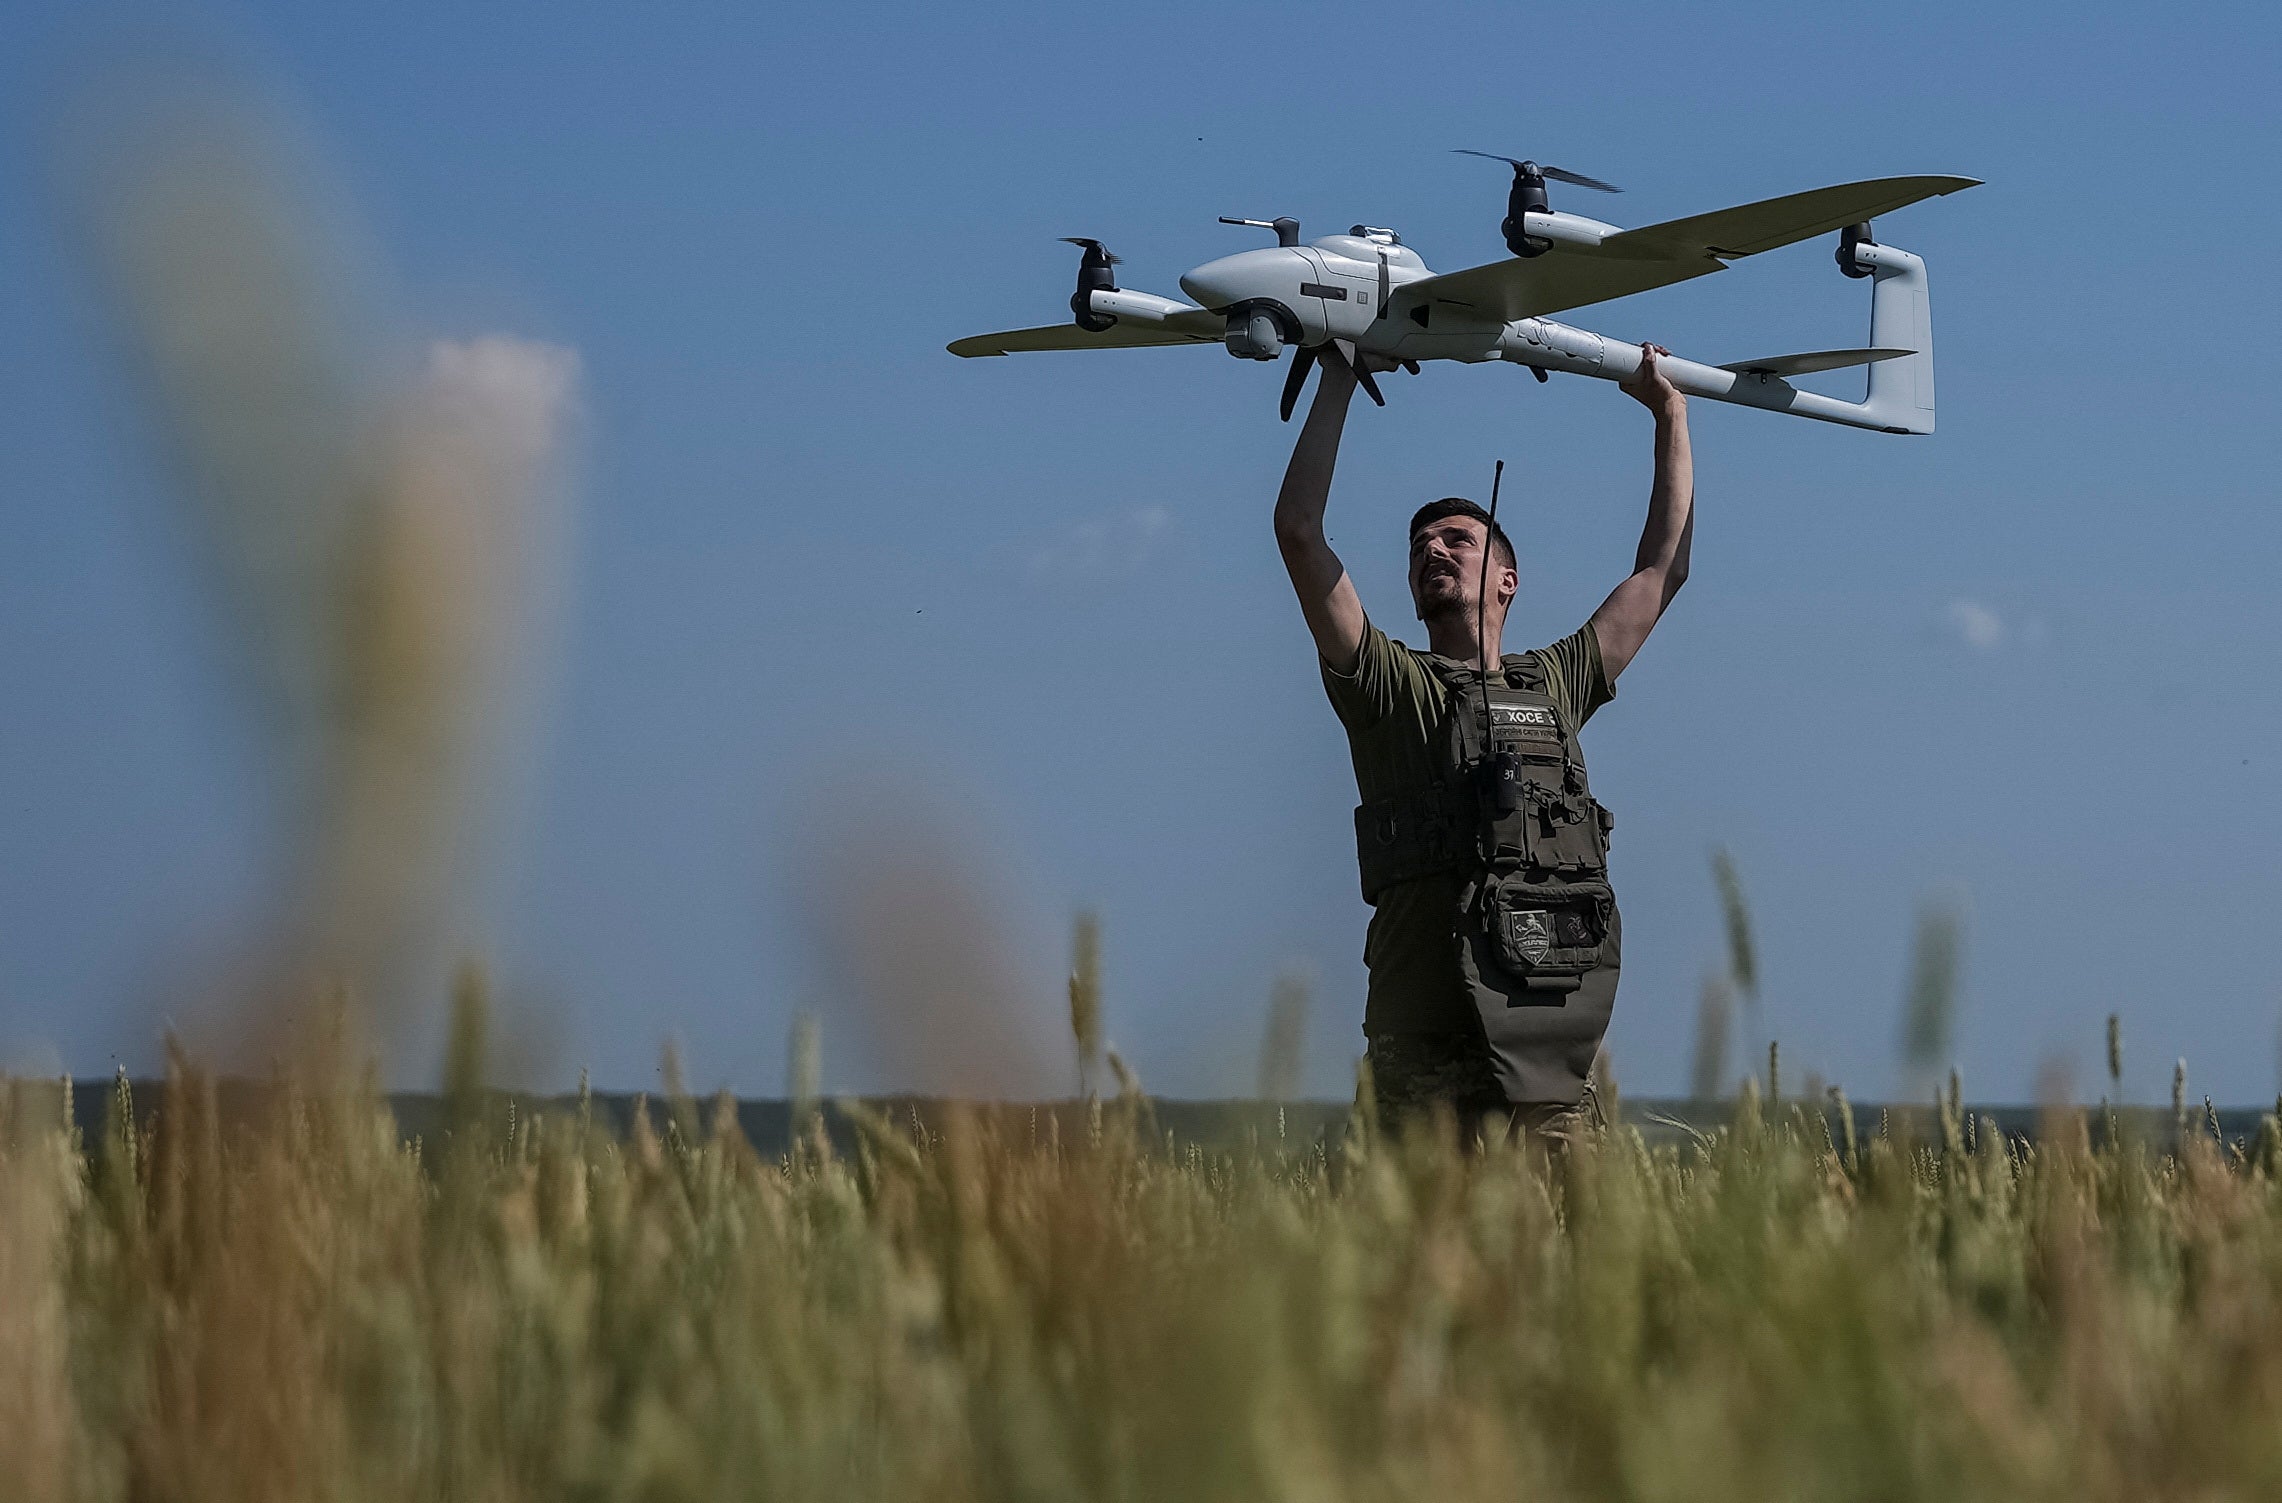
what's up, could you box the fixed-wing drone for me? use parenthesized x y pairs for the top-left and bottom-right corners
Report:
(950, 155), (1979, 434)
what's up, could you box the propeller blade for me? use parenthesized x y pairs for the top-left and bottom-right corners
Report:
(1452, 150), (1623, 193)
(1279, 347), (1318, 422)
(1331, 340), (1385, 408)
(1540, 165), (1623, 193)
(1059, 236), (1122, 264)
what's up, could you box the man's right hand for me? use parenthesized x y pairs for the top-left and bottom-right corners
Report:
(1314, 352), (1358, 397)
(1319, 347), (1402, 393)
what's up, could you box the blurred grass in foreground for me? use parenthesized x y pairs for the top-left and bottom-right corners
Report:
(62, 65), (578, 1073)
(8, 1043), (2282, 1503)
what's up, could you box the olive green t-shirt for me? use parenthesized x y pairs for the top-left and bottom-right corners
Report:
(1322, 620), (1614, 1034)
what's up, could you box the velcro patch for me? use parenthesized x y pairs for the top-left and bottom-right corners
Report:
(1510, 909), (1552, 964)
(1491, 703), (1557, 728)
(1490, 703), (1560, 741)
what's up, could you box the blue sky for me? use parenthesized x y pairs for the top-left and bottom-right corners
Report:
(3, 0), (2278, 1102)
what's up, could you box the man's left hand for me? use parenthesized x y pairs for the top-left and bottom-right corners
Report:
(1589, 341), (1695, 682)
(1618, 342), (1684, 421)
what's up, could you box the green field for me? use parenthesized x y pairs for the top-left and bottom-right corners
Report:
(7, 1050), (2282, 1503)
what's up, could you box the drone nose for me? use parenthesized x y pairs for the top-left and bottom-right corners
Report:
(1180, 249), (1294, 311)
(1177, 255), (1245, 310)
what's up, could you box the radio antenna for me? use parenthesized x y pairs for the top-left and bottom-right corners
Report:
(1478, 457), (1504, 687)
(1475, 459), (1518, 834)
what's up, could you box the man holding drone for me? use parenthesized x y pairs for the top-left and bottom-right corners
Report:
(1275, 346), (1693, 1139)
(950, 157), (1971, 1131)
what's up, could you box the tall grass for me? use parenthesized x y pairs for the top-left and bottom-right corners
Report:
(8, 1045), (2282, 1502)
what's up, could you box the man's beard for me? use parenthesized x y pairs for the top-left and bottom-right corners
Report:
(1414, 570), (1471, 623)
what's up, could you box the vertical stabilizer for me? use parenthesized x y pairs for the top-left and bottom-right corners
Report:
(1856, 241), (1936, 434)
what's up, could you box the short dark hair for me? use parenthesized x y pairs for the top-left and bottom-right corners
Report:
(1409, 497), (1514, 571)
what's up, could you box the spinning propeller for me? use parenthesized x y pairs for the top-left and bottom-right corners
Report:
(1454, 150), (1622, 258)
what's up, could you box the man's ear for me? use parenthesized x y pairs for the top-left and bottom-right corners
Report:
(1499, 564), (1519, 608)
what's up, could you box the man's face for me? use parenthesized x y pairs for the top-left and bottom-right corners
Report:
(1408, 516), (1513, 624)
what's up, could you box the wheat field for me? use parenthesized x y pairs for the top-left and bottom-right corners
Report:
(28, 55), (2282, 1503)
(5, 1034), (2282, 1503)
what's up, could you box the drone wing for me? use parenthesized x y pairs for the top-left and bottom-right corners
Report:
(1394, 175), (1981, 324)
(1392, 252), (1722, 326)
(949, 322), (1216, 357)
(1603, 175), (1981, 260)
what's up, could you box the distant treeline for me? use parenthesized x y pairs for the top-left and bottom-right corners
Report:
(35, 1079), (2276, 1159)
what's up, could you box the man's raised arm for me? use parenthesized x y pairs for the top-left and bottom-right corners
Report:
(1589, 344), (1695, 681)
(1273, 360), (1369, 674)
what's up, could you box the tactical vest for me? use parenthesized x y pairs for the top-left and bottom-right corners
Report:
(1353, 653), (1616, 996)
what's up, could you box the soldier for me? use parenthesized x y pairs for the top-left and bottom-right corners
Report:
(1274, 345), (1693, 1142)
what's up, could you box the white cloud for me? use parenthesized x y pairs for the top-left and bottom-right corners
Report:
(1024, 504), (1173, 583)
(1946, 599), (2006, 651)
(417, 334), (581, 468)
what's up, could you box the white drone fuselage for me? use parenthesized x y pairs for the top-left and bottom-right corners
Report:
(1162, 220), (1929, 433)
(950, 174), (1978, 435)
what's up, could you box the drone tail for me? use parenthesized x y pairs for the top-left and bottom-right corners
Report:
(1852, 241), (1937, 435)
(1502, 230), (1946, 436)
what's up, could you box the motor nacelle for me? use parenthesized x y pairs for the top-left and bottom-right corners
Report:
(1454, 151), (1625, 260)
(1064, 238), (1121, 331)
(1501, 170), (1554, 258)
(1837, 221), (1876, 279)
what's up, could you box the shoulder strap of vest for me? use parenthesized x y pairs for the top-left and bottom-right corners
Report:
(1424, 652), (1541, 687)
(1422, 655), (1473, 691)
(1501, 651), (1547, 690)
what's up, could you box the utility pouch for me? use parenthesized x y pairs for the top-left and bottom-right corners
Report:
(1484, 876), (1613, 996)
(1522, 789), (1611, 877)
(1353, 789), (1472, 904)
